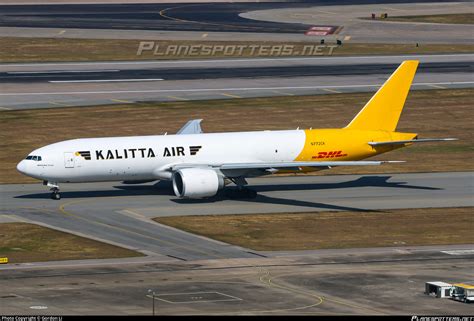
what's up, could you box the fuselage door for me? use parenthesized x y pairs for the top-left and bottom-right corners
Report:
(64, 152), (75, 168)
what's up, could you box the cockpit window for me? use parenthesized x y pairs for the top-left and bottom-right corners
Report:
(25, 155), (42, 161)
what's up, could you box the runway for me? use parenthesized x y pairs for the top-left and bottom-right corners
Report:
(2, 61), (471, 83)
(1, 54), (473, 109)
(1, 171), (473, 261)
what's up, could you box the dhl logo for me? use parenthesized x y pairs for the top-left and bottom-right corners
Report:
(312, 151), (348, 159)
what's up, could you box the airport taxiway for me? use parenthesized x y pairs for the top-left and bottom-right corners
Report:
(1, 54), (472, 109)
(1, 171), (473, 261)
(0, 1), (471, 44)
(242, 1), (473, 44)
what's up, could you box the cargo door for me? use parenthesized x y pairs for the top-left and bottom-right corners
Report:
(64, 152), (75, 168)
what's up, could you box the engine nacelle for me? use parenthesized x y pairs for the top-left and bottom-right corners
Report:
(172, 168), (224, 199)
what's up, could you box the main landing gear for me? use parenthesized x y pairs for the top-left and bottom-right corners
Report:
(225, 177), (257, 199)
(44, 181), (61, 200)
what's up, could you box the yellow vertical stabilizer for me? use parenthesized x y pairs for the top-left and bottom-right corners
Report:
(345, 60), (419, 132)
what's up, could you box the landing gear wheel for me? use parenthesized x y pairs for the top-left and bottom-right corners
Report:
(241, 188), (257, 199)
(51, 192), (61, 200)
(50, 188), (61, 200)
(224, 187), (257, 199)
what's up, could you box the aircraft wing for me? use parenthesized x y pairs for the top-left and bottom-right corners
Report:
(169, 160), (403, 171)
(369, 138), (457, 147)
(176, 119), (203, 135)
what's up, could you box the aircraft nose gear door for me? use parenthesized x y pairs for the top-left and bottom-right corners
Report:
(64, 152), (75, 168)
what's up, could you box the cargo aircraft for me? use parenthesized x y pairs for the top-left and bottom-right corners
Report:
(17, 61), (455, 200)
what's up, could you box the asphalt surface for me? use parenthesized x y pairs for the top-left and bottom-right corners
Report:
(0, 243), (473, 314)
(0, 2), (316, 33)
(1, 171), (473, 314)
(1, 54), (473, 109)
(0, 1), (449, 34)
(1, 172), (473, 261)
(0, 1), (470, 44)
(1, 61), (471, 83)
(242, 1), (473, 44)
(0, 249), (473, 315)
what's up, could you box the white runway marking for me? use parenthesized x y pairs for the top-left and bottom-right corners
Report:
(2, 54), (473, 67)
(441, 249), (474, 256)
(150, 291), (242, 304)
(49, 78), (164, 83)
(7, 70), (120, 74)
(1, 81), (472, 96)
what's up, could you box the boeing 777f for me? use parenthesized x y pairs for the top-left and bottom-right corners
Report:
(17, 60), (455, 200)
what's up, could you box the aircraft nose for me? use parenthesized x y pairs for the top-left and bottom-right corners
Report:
(16, 160), (28, 175)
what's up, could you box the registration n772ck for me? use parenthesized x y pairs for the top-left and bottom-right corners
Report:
(17, 61), (456, 200)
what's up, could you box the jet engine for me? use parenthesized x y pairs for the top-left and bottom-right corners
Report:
(172, 168), (224, 199)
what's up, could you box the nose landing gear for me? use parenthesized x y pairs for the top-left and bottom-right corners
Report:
(50, 188), (61, 200)
(44, 181), (61, 200)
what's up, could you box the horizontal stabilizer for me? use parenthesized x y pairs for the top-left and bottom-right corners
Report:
(369, 138), (458, 147)
(177, 119), (203, 135)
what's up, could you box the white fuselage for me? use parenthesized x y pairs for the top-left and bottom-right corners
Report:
(17, 130), (305, 183)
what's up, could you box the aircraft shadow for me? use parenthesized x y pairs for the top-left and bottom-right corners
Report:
(15, 175), (440, 201)
(253, 175), (442, 192)
(15, 181), (175, 199)
(172, 192), (378, 212)
(172, 175), (441, 212)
